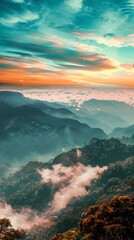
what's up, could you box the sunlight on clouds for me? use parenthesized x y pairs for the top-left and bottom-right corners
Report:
(21, 88), (134, 106)
(121, 63), (134, 70)
(38, 163), (106, 213)
(44, 34), (99, 52)
(71, 41), (100, 52)
(73, 32), (134, 48)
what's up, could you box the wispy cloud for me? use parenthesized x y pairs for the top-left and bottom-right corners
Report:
(73, 32), (134, 48)
(1, 11), (39, 26)
(38, 163), (106, 213)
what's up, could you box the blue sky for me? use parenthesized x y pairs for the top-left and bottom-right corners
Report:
(0, 0), (134, 86)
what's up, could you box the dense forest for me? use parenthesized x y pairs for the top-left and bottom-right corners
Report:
(0, 138), (134, 239)
(0, 138), (134, 211)
(50, 196), (134, 240)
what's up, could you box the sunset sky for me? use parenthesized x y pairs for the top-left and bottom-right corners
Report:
(0, 0), (134, 87)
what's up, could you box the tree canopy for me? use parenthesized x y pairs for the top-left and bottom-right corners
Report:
(0, 218), (21, 240)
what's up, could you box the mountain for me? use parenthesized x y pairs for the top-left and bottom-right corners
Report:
(110, 125), (134, 138)
(50, 196), (134, 240)
(0, 97), (106, 165)
(50, 156), (134, 239)
(68, 99), (134, 133)
(0, 91), (64, 108)
(31, 101), (77, 119)
(53, 138), (134, 167)
(0, 91), (31, 107)
(1, 91), (134, 134)
(81, 99), (134, 124)
(0, 91), (76, 119)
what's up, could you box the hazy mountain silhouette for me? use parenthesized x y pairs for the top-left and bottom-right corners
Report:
(110, 125), (134, 138)
(67, 99), (134, 133)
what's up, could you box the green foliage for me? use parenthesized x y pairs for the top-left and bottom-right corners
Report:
(90, 156), (134, 203)
(54, 138), (134, 166)
(0, 161), (53, 211)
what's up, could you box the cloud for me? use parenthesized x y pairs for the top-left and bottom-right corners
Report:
(12, 0), (24, 3)
(73, 32), (134, 48)
(0, 201), (52, 230)
(38, 163), (107, 212)
(67, 0), (83, 11)
(0, 38), (117, 73)
(17, 87), (134, 106)
(121, 63), (134, 70)
(0, 11), (39, 26)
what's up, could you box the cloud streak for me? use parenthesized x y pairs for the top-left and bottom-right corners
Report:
(73, 32), (134, 48)
(38, 163), (107, 213)
(0, 37), (116, 71)
(1, 11), (39, 26)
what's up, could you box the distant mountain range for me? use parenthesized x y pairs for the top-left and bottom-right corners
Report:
(0, 91), (134, 166)
(1, 91), (134, 134)
(0, 91), (106, 165)
(65, 99), (134, 133)
(0, 91), (75, 118)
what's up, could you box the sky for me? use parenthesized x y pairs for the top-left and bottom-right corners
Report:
(0, 0), (134, 87)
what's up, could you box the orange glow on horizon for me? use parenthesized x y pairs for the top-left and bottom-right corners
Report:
(0, 66), (134, 87)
